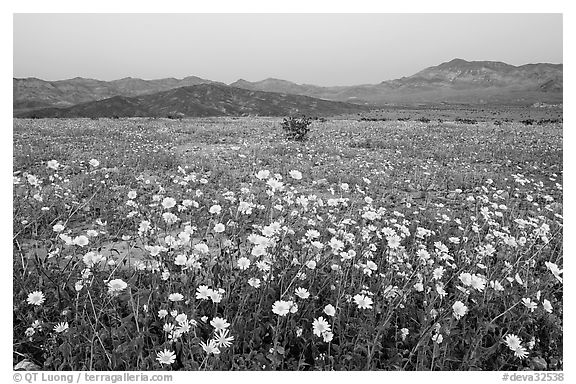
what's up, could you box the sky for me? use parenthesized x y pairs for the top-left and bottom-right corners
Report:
(13, 13), (563, 86)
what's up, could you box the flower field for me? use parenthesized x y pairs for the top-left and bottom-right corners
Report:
(13, 116), (563, 371)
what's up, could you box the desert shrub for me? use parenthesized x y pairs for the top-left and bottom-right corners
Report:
(281, 116), (313, 142)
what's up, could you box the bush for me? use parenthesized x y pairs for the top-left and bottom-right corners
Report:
(281, 116), (313, 141)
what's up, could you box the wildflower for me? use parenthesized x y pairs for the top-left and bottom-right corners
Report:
(209, 290), (223, 303)
(400, 328), (409, 341)
(414, 282), (424, 292)
(514, 346), (529, 359)
(25, 327), (35, 337)
(522, 298), (537, 312)
(353, 294), (373, 309)
(322, 331), (334, 343)
(86, 229), (99, 237)
(210, 317), (230, 332)
(53, 322), (69, 333)
(162, 197), (177, 209)
(490, 280), (504, 291)
(236, 256), (250, 270)
(163, 323), (175, 333)
(504, 334), (522, 351)
(47, 160), (60, 170)
(324, 304), (336, 317)
(470, 275), (486, 292)
(158, 310), (168, 319)
(248, 277), (261, 288)
(213, 329), (235, 348)
(312, 316), (331, 337)
(194, 243), (209, 254)
(196, 285), (212, 300)
(175, 314), (188, 325)
(213, 223), (225, 233)
(432, 333), (443, 344)
(107, 279), (128, 294)
(27, 291), (45, 306)
(162, 212), (179, 225)
(272, 300), (293, 316)
(168, 293), (184, 302)
(127, 190), (137, 199)
(452, 301), (468, 320)
(416, 249), (430, 262)
(289, 170), (303, 180)
(543, 299), (553, 313)
(73, 235), (89, 247)
(305, 260), (317, 270)
(295, 287), (310, 299)
(387, 235), (401, 249)
(89, 159), (99, 167)
(200, 339), (221, 355)
(156, 349), (176, 365)
(432, 266), (445, 280)
(209, 204), (222, 214)
(52, 223), (65, 232)
(253, 170), (271, 182)
(544, 261), (563, 283)
(174, 254), (188, 266)
(459, 273), (473, 286)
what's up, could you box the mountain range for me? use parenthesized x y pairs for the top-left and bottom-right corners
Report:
(14, 58), (562, 118)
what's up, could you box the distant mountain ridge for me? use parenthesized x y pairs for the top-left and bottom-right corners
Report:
(14, 58), (563, 116)
(13, 75), (221, 113)
(16, 83), (369, 118)
(230, 59), (562, 105)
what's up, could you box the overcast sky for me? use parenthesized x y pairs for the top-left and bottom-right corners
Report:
(13, 13), (562, 86)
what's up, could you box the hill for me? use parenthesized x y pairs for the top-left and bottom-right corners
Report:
(230, 59), (563, 106)
(13, 76), (220, 114)
(16, 83), (369, 118)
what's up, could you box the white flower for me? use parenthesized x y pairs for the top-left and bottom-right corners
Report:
(196, 285), (212, 300)
(47, 160), (60, 170)
(305, 260), (317, 270)
(210, 317), (230, 332)
(504, 334), (522, 350)
(27, 291), (45, 306)
(158, 310), (168, 319)
(312, 316), (331, 337)
(248, 278), (261, 288)
(353, 294), (373, 309)
(107, 279), (128, 294)
(237, 257), (250, 270)
(89, 159), (99, 167)
(322, 331), (334, 343)
(289, 170), (303, 180)
(255, 170), (270, 180)
(52, 223), (65, 232)
(432, 333), (443, 344)
(53, 322), (69, 333)
(168, 293), (184, 302)
(272, 300), (292, 316)
(174, 254), (188, 266)
(200, 339), (221, 355)
(128, 190), (137, 199)
(213, 223), (225, 233)
(522, 298), (537, 312)
(324, 304), (336, 317)
(73, 235), (89, 247)
(162, 197), (177, 209)
(542, 299), (553, 313)
(294, 287), (310, 299)
(452, 301), (468, 320)
(156, 349), (176, 365)
(209, 204), (222, 214)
